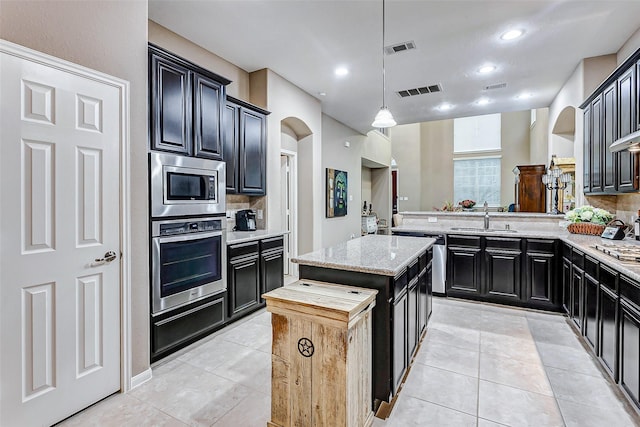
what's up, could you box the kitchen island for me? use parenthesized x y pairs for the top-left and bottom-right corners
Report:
(292, 234), (435, 412)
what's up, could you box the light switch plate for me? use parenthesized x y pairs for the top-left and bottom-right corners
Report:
(428, 217), (437, 223)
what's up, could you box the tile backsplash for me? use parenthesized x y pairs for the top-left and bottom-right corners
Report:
(226, 194), (266, 230)
(586, 193), (640, 225)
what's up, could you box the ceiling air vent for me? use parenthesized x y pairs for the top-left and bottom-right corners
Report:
(396, 83), (443, 98)
(385, 41), (416, 55)
(484, 82), (507, 90)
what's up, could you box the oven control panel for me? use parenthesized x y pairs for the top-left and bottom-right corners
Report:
(158, 219), (223, 236)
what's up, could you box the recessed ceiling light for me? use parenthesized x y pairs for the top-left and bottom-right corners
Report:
(437, 103), (453, 111)
(516, 92), (532, 100)
(476, 98), (490, 106)
(501, 29), (524, 40)
(334, 67), (349, 77)
(478, 65), (496, 74)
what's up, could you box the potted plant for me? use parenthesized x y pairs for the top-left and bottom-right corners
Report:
(564, 206), (614, 235)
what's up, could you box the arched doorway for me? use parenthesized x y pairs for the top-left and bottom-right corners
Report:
(281, 117), (313, 278)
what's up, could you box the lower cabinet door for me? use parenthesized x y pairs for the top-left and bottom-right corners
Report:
(583, 273), (599, 350)
(426, 262), (433, 320)
(261, 248), (284, 296)
(418, 269), (428, 335)
(485, 249), (521, 300)
(525, 252), (555, 306)
(562, 258), (572, 315)
(571, 266), (584, 330)
(620, 301), (640, 408)
(393, 292), (408, 393)
(407, 279), (418, 359)
(228, 254), (260, 317)
(447, 246), (482, 295)
(598, 285), (618, 379)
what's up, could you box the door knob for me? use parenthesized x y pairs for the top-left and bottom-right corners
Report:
(94, 250), (117, 265)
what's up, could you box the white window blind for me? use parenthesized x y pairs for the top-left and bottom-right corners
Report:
(453, 157), (501, 206)
(453, 113), (501, 153)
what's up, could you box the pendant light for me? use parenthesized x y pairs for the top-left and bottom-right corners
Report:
(372, 0), (396, 128)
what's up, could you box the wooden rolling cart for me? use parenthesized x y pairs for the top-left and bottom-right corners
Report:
(263, 280), (377, 427)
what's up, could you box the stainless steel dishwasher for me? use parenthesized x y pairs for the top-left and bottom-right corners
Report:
(392, 231), (446, 295)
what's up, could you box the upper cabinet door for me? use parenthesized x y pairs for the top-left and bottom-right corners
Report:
(150, 52), (192, 155)
(193, 72), (224, 160)
(603, 83), (617, 192)
(239, 108), (267, 195)
(618, 66), (638, 192)
(222, 102), (240, 193)
(583, 105), (591, 193)
(591, 95), (603, 193)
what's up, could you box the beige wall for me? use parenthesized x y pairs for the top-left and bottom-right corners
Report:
(420, 119), (454, 210)
(397, 112), (531, 212)
(500, 110), (532, 206)
(260, 69), (323, 250)
(148, 20), (249, 100)
(390, 124), (422, 211)
(321, 115), (364, 246)
(362, 167), (372, 209)
(618, 26), (640, 66)
(0, 1), (150, 376)
(530, 108), (549, 165)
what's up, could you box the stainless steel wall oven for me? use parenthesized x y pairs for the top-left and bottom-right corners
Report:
(151, 217), (226, 314)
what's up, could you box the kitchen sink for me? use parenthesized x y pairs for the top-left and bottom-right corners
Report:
(450, 227), (518, 233)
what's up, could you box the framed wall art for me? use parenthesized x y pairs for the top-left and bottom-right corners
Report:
(326, 168), (348, 217)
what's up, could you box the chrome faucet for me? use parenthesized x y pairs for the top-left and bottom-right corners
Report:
(483, 201), (490, 230)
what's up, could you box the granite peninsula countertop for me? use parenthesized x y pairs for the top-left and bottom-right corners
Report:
(292, 234), (435, 276)
(226, 229), (289, 245)
(392, 223), (640, 283)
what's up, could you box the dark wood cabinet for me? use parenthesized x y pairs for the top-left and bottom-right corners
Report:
(620, 299), (640, 408)
(485, 248), (521, 300)
(524, 246), (558, 308)
(228, 241), (261, 318)
(513, 165), (547, 213)
(603, 83), (617, 192)
(150, 51), (191, 155)
(193, 73), (224, 159)
(582, 47), (640, 194)
(223, 97), (269, 195)
(571, 265), (584, 330)
(583, 271), (599, 350)
(447, 236), (482, 297)
(260, 237), (285, 296)
(617, 66), (638, 191)
(228, 236), (284, 319)
(562, 257), (572, 315)
(151, 293), (225, 362)
(407, 277), (419, 361)
(149, 45), (230, 159)
(392, 289), (407, 393)
(591, 95), (604, 192)
(418, 259), (430, 336)
(583, 105), (591, 193)
(598, 264), (618, 380)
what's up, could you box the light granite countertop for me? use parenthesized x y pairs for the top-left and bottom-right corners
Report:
(226, 229), (289, 245)
(391, 224), (569, 239)
(292, 234), (435, 276)
(391, 223), (640, 283)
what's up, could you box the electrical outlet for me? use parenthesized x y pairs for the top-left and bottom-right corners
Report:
(428, 217), (437, 223)
(257, 209), (263, 220)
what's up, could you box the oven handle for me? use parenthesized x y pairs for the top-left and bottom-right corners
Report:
(155, 230), (225, 244)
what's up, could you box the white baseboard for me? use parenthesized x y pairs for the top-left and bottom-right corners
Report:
(130, 368), (152, 389)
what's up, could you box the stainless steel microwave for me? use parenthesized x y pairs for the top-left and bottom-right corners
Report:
(150, 152), (226, 218)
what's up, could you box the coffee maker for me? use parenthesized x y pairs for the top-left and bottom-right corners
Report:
(235, 209), (257, 231)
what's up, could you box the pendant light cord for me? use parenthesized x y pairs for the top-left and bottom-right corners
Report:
(382, 0), (386, 108)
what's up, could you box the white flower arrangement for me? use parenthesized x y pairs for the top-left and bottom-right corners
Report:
(564, 205), (613, 225)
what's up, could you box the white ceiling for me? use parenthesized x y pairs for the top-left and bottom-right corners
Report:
(149, 0), (640, 134)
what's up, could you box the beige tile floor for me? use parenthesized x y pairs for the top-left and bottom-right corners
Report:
(58, 297), (640, 427)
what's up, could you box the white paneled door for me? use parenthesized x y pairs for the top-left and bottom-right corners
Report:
(1, 44), (123, 426)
